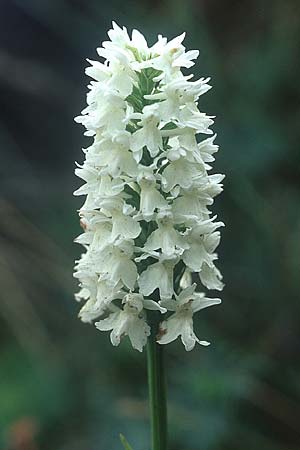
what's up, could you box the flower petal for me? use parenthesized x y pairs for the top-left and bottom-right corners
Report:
(143, 299), (167, 313)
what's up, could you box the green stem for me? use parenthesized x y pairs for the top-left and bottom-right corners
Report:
(147, 325), (168, 450)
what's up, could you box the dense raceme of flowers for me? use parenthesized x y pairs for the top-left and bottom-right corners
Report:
(74, 22), (224, 352)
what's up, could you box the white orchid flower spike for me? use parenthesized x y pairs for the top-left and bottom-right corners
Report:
(74, 22), (224, 351)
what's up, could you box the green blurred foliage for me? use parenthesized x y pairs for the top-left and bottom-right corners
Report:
(0, 1), (299, 449)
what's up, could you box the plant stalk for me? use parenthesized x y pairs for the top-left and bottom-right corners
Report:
(147, 326), (168, 450)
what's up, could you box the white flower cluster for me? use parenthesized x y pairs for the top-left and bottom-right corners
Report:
(74, 22), (224, 352)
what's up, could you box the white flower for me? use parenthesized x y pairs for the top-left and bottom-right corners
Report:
(111, 209), (141, 241)
(97, 242), (138, 290)
(99, 197), (141, 241)
(164, 135), (197, 163)
(75, 219), (112, 251)
(74, 22), (224, 351)
(131, 104), (162, 158)
(138, 256), (176, 300)
(75, 90), (127, 136)
(138, 172), (167, 220)
(199, 262), (224, 291)
(144, 77), (211, 122)
(198, 135), (219, 167)
(177, 106), (214, 133)
(95, 293), (164, 352)
(74, 172), (125, 212)
(94, 135), (138, 178)
(141, 33), (199, 81)
(172, 188), (210, 222)
(85, 58), (134, 98)
(183, 227), (223, 272)
(161, 158), (204, 192)
(78, 280), (124, 323)
(158, 284), (221, 350)
(143, 209), (188, 256)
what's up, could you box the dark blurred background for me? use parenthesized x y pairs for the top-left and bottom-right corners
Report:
(1, 1), (300, 449)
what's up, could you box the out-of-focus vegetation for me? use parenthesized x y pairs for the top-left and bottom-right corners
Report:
(0, 1), (300, 449)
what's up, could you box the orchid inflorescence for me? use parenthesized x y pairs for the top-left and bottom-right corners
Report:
(73, 22), (224, 352)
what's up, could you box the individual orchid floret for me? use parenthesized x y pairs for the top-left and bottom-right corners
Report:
(73, 22), (224, 352)
(161, 157), (204, 192)
(143, 209), (188, 256)
(138, 255), (177, 300)
(137, 171), (167, 220)
(100, 197), (141, 241)
(95, 293), (165, 352)
(94, 135), (138, 178)
(95, 294), (150, 352)
(98, 242), (138, 290)
(182, 222), (224, 272)
(158, 284), (221, 351)
(131, 104), (163, 158)
(141, 33), (199, 81)
(144, 77), (211, 123)
(78, 281), (124, 323)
